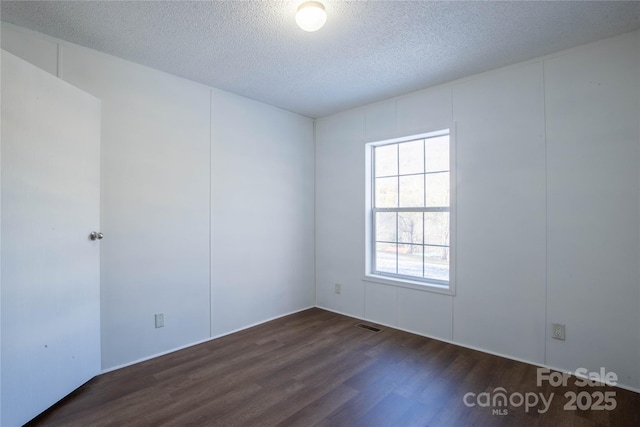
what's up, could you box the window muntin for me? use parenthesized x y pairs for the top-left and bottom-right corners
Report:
(371, 133), (451, 285)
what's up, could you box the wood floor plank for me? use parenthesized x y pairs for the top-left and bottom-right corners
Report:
(275, 384), (359, 427)
(356, 392), (415, 427)
(155, 382), (265, 426)
(26, 308), (640, 427)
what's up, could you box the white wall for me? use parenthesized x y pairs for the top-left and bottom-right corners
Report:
(544, 33), (640, 388)
(316, 30), (640, 390)
(1, 23), (315, 371)
(454, 61), (547, 363)
(210, 89), (314, 335)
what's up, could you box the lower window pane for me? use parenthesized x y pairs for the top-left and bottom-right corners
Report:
(424, 246), (449, 282)
(376, 243), (396, 273)
(424, 212), (449, 246)
(376, 212), (397, 242)
(398, 212), (423, 244)
(398, 244), (423, 278)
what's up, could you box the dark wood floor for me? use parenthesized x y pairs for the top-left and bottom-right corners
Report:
(28, 308), (639, 426)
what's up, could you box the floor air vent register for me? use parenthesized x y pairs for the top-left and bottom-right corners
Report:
(355, 323), (382, 333)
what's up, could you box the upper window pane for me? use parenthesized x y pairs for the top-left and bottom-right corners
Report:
(399, 140), (424, 175)
(375, 177), (398, 207)
(399, 175), (424, 208)
(426, 135), (449, 172)
(425, 172), (449, 207)
(375, 144), (397, 177)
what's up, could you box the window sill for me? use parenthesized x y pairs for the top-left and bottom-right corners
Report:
(363, 274), (455, 296)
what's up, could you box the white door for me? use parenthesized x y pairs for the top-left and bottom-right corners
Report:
(1, 50), (102, 426)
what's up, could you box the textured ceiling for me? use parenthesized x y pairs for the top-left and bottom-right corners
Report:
(2, 1), (640, 118)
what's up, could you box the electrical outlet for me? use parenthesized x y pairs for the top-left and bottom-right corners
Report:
(334, 283), (342, 294)
(552, 323), (565, 340)
(155, 313), (164, 328)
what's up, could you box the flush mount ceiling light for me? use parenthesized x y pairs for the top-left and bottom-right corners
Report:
(296, 1), (327, 32)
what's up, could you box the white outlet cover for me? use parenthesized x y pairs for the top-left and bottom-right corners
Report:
(552, 323), (565, 340)
(155, 313), (164, 328)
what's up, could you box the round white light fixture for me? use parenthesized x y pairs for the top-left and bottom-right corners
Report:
(296, 1), (327, 32)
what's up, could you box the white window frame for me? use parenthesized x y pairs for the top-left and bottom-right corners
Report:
(364, 128), (456, 296)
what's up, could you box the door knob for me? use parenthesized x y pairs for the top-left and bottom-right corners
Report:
(89, 231), (104, 241)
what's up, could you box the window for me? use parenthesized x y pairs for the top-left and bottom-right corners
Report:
(368, 130), (452, 288)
